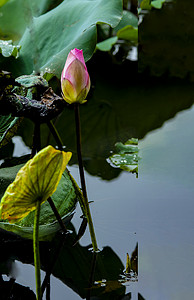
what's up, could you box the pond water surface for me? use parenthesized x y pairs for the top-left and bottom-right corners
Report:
(1, 1), (194, 299)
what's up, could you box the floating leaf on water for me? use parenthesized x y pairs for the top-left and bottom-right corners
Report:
(107, 138), (139, 174)
(0, 145), (72, 223)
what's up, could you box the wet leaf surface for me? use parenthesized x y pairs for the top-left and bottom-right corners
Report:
(107, 139), (139, 174)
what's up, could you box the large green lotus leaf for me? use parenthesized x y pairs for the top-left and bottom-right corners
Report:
(0, 0), (61, 42)
(0, 115), (22, 148)
(0, 0), (9, 8)
(113, 10), (138, 32)
(3, 0), (122, 77)
(0, 165), (79, 240)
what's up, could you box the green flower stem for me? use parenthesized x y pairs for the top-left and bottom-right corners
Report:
(74, 103), (98, 252)
(32, 122), (41, 156)
(33, 199), (41, 300)
(46, 117), (94, 245)
(47, 197), (68, 234)
(47, 120), (63, 151)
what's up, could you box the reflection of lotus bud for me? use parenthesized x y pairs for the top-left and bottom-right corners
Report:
(61, 48), (90, 104)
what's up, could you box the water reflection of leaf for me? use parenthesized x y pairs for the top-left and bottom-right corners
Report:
(138, 293), (146, 300)
(0, 224), (126, 299)
(0, 277), (36, 300)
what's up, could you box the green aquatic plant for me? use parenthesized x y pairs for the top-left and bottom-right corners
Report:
(0, 145), (72, 300)
(108, 138), (139, 175)
(0, 146), (72, 222)
(0, 1), (139, 297)
(140, 0), (166, 10)
(61, 48), (90, 105)
(61, 48), (98, 252)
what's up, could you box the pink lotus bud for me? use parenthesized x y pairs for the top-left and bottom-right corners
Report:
(61, 48), (90, 104)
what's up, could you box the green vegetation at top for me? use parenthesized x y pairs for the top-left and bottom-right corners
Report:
(0, 0), (123, 78)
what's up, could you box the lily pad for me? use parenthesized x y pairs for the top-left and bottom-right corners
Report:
(107, 138), (139, 174)
(0, 165), (80, 240)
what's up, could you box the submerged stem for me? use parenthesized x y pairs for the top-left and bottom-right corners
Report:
(74, 103), (98, 252)
(33, 199), (41, 300)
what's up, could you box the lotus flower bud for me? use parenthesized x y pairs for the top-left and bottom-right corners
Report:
(61, 48), (90, 104)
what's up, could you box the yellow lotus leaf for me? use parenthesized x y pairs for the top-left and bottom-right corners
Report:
(0, 145), (72, 223)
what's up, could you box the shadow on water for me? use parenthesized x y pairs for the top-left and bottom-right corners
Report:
(0, 223), (137, 300)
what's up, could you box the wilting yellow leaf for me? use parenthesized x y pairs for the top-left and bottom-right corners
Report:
(0, 145), (72, 223)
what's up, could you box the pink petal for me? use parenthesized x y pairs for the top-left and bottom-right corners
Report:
(61, 51), (76, 82)
(71, 48), (87, 69)
(65, 58), (88, 94)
